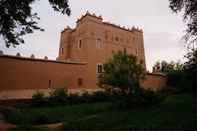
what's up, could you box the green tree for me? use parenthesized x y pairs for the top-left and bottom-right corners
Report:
(169, 0), (197, 45)
(99, 50), (145, 95)
(0, 0), (70, 47)
(153, 60), (183, 73)
(184, 49), (197, 92)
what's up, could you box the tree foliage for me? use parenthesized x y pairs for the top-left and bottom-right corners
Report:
(169, 0), (197, 45)
(0, 0), (70, 47)
(99, 50), (145, 94)
(152, 60), (183, 73)
(184, 49), (197, 90)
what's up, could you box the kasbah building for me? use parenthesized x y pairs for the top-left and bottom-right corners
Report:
(0, 12), (167, 99)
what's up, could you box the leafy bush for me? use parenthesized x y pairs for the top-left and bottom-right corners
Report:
(49, 88), (68, 103)
(67, 93), (81, 105)
(32, 91), (45, 103)
(32, 91), (45, 100)
(110, 88), (167, 109)
(67, 91), (111, 105)
(91, 91), (111, 102)
(31, 91), (49, 107)
(138, 89), (166, 106)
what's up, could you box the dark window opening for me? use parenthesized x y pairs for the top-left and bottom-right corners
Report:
(49, 80), (52, 88)
(115, 37), (119, 42)
(78, 78), (83, 86)
(79, 40), (82, 48)
(97, 64), (103, 73)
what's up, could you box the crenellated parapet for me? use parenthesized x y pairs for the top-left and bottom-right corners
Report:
(76, 11), (103, 24)
(61, 11), (143, 35)
(70, 11), (143, 33)
(103, 21), (143, 33)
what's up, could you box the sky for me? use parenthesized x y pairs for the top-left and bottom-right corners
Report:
(0, 0), (187, 71)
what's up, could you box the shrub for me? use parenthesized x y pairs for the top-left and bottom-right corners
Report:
(67, 93), (81, 105)
(138, 89), (166, 106)
(32, 91), (45, 101)
(80, 91), (93, 103)
(31, 91), (47, 107)
(91, 91), (111, 102)
(49, 88), (68, 103)
(110, 87), (167, 109)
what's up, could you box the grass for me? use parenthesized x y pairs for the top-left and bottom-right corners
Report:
(5, 93), (197, 130)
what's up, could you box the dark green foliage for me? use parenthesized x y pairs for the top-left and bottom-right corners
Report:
(152, 60), (183, 73)
(166, 70), (192, 93)
(60, 94), (197, 131)
(99, 49), (145, 95)
(32, 91), (45, 104)
(157, 49), (197, 93)
(111, 89), (166, 109)
(67, 93), (81, 105)
(0, 0), (70, 47)
(91, 91), (111, 102)
(3, 94), (197, 131)
(184, 49), (197, 93)
(31, 113), (50, 125)
(9, 125), (48, 131)
(0, 106), (24, 124)
(49, 88), (68, 103)
(169, 0), (197, 44)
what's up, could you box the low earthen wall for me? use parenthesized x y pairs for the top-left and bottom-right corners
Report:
(0, 55), (87, 92)
(141, 73), (167, 91)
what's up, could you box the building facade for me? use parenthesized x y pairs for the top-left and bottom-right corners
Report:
(57, 12), (146, 89)
(0, 12), (167, 99)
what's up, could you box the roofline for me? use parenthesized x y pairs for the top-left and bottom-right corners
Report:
(0, 55), (87, 65)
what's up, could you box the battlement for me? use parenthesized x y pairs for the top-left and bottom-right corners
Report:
(76, 11), (143, 33)
(61, 11), (143, 34)
(76, 11), (103, 24)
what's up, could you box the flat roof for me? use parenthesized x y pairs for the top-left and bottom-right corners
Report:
(0, 55), (87, 65)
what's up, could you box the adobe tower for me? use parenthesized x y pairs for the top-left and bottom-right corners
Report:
(57, 12), (146, 88)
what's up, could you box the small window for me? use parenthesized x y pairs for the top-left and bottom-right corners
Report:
(78, 40), (82, 48)
(97, 64), (103, 73)
(115, 36), (119, 42)
(136, 48), (138, 56)
(49, 80), (52, 88)
(96, 38), (102, 48)
(78, 78), (83, 86)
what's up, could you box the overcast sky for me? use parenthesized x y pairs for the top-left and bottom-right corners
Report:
(0, 0), (187, 71)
